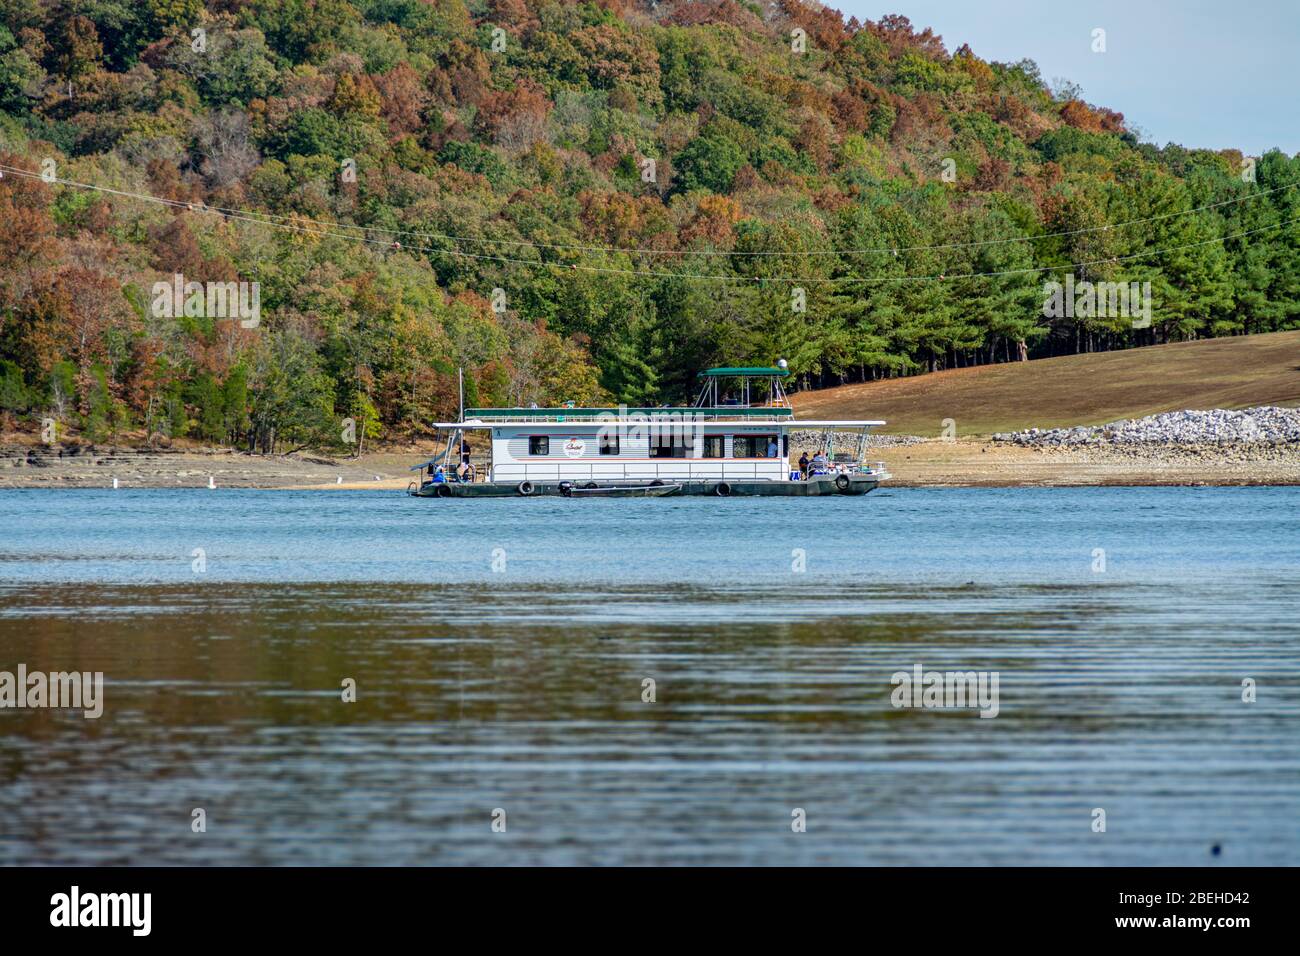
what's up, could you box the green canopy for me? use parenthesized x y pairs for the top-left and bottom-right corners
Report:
(699, 366), (789, 377)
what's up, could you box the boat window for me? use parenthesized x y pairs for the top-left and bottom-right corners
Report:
(649, 434), (690, 458)
(733, 435), (779, 457)
(703, 436), (725, 458)
(528, 436), (549, 456)
(599, 432), (619, 455)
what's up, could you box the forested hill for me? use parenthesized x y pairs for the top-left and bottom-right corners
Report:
(1, 1), (1298, 452)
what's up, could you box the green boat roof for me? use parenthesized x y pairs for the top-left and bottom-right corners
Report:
(699, 366), (790, 377)
(465, 406), (793, 418)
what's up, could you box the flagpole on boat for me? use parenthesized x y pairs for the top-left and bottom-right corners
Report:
(457, 366), (465, 479)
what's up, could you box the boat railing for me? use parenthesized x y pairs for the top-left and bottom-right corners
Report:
(416, 457), (490, 486)
(489, 460), (791, 483)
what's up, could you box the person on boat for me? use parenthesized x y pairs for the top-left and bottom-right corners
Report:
(798, 451), (810, 478)
(766, 438), (778, 458)
(810, 452), (829, 475)
(431, 465), (446, 484)
(455, 460), (469, 482)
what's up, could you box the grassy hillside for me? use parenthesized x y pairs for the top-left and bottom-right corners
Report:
(792, 330), (1300, 435)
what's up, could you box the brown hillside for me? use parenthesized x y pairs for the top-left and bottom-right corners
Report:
(792, 331), (1300, 436)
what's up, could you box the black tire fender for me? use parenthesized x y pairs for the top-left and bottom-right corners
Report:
(714, 481), (731, 497)
(835, 474), (850, 491)
(518, 481), (534, 496)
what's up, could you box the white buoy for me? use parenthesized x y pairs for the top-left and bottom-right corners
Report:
(208, 476), (216, 489)
(337, 476), (342, 484)
(112, 477), (118, 489)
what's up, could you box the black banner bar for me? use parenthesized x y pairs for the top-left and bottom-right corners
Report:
(0, 867), (1279, 943)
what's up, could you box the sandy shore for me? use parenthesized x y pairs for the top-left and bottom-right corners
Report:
(880, 439), (1300, 486)
(3, 438), (1298, 489)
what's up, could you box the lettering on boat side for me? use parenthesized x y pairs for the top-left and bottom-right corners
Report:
(890, 664), (1000, 719)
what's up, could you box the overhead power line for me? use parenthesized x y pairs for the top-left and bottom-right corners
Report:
(2, 161), (1296, 257)
(1, 162), (1296, 284)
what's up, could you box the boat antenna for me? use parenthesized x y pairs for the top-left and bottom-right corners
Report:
(458, 367), (464, 423)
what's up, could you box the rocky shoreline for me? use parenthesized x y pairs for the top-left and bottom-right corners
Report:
(0, 443), (414, 489)
(992, 406), (1300, 449)
(790, 429), (927, 448)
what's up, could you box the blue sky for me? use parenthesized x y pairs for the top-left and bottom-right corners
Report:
(831, 0), (1296, 156)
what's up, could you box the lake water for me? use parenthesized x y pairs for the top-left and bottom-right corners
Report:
(1, 487), (1297, 865)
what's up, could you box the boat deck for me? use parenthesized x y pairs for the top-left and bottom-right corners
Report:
(411, 475), (881, 498)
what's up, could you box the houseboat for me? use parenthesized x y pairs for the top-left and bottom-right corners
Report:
(408, 365), (891, 498)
